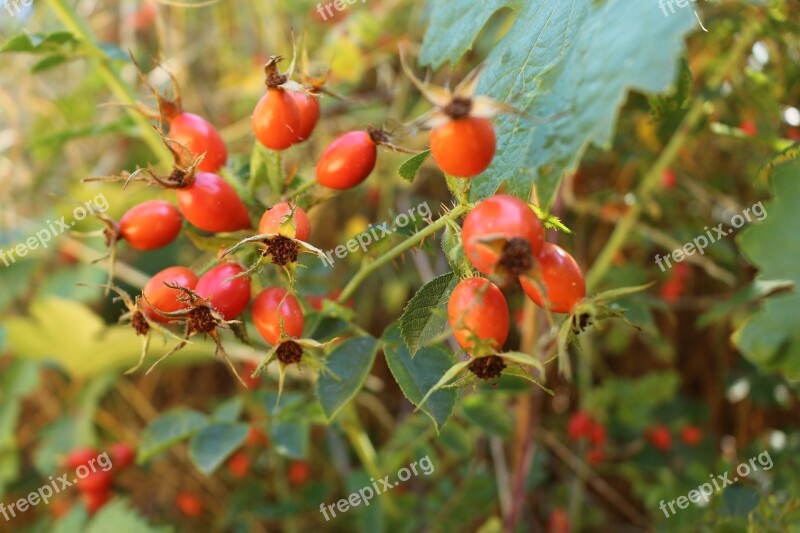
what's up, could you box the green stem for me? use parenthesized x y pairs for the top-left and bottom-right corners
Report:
(337, 204), (469, 304)
(285, 178), (316, 199)
(46, 0), (173, 166)
(585, 19), (761, 292)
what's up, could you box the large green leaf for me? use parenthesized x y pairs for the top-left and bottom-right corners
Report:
(85, 498), (169, 533)
(189, 423), (249, 475)
(316, 336), (379, 421)
(398, 272), (457, 356)
(733, 159), (800, 377)
(138, 409), (208, 463)
(420, 0), (695, 206)
(382, 325), (457, 431)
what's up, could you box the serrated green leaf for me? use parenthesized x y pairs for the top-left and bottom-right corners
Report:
(138, 408), (208, 463)
(189, 422), (249, 474)
(383, 325), (457, 431)
(734, 160), (800, 378)
(397, 150), (430, 182)
(420, 0), (695, 207)
(317, 336), (378, 421)
(399, 272), (457, 356)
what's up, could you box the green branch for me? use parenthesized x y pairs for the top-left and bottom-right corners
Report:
(337, 204), (469, 304)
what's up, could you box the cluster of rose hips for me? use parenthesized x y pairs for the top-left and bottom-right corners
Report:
(84, 46), (528, 384)
(60, 443), (135, 515)
(446, 194), (587, 380)
(646, 423), (703, 451)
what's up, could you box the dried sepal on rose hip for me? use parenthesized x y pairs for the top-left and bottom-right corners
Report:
(249, 288), (338, 402)
(222, 201), (326, 277)
(84, 127), (251, 233)
(141, 283), (248, 387)
(82, 282), (187, 375)
(128, 52), (228, 173)
(400, 49), (522, 178)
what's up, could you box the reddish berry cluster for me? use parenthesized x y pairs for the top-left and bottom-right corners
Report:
(567, 411), (607, 464)
(447, 195), (586, 378)
(62, 443), (134, 515)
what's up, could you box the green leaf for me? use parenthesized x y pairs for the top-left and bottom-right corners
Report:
(460, 394), (513, 437)
(398, 272), (457, 356)
(268, 420), (309, 459)
(733, 160), (800, 378)
(188, 423), (249, 475)
(720, 486), (759, 518)
(397, 150), (430, 182)
(383, 325), (458, 431)
(31, 54), (68, 73)
(85, 498), (168, 533)
(138, 408), (208, 463)
(420, 0), (695, 207)
(211, 397), (244, 423)
(0, 31), (78, 54)
(438, 423), (473, 457)
(52, 505), (89, 533)
(317, 336), (378, 421)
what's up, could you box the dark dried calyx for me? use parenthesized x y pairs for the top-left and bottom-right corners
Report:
(277, 340), (303, 365)
(468, 355), (506, 380)
(497, 238), (534, 276)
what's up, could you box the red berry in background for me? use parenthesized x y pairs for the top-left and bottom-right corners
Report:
(287, 460), (311, 486)
(548, 507), (570, 533)
(567, 411), (593, 440)
(462, 195), (544, 275)
(589, 422), (607, 446)
(246, 427), (270, 447)
(447, 277), (509, 352)
(520, 243), (586, 314)
(291, 91), (321, 142)
(66, 447), (98, 470)
(227, 451), (250, 478)
(680, 425), (703, 446)
(176, 492), (204, 518)
(739, 119), (758, 137)
(176, 172), (252, 233)
(118, 200), (182, 251)
(661, 168), (677, 189)
(82, 490), (112, 515)
(252, 288), (305, 345)
(195, 263), (251, 320)
(77, 470), (113, 494)
(253, 88), (301, 150)
(259, 202), (311, 241)
(169, 112), (228, 173)
(131, 0), (157, 30)
(316, 130), (378, 190)
(110, 443), (135, 470)
(142, 266), (198, 323)
(50, 498), (71, 519)
(586, 447), (606, 465)
(430, 117), (496, 178)
(660, 262), (690, 304)
(646, 425), (672, 451)
(787, 126), (800, 141)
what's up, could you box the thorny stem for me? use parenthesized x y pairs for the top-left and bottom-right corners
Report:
(585, 19), (761, 291)
(337, 204), (469, 304)
(46, 0), (173, 167)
